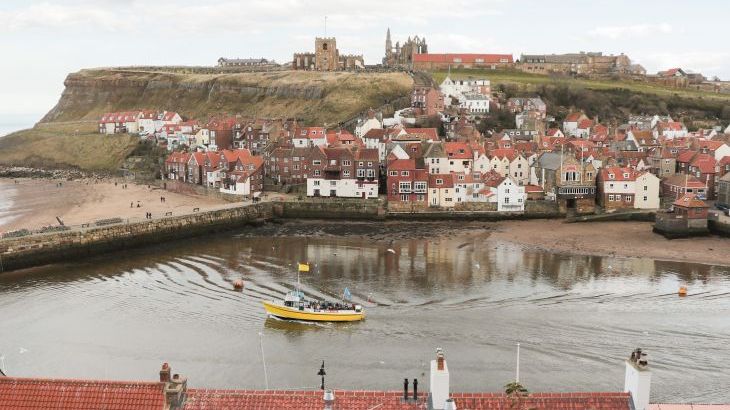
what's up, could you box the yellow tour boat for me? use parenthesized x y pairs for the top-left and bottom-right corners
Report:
(262, 292), (365, 322)
(262, 262), (365, 322)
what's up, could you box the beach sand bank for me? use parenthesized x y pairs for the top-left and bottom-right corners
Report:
(0, 178), (229, 232)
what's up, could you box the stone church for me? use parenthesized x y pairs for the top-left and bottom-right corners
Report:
(292, 37), (364, 71)
(382, 28), (427, 69)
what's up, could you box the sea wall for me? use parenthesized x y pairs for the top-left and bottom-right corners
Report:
(272, 199), (385, 219)
(0, 203), (272, 272)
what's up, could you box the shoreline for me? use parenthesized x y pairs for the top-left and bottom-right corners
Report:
(489, 219), (730, 267)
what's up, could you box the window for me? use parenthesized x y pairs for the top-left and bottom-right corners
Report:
(343, 160), (351, 166)
(359, 162), (364, 166)
(400, 194), (409, 201)
(367, 169), (375, 178)
(357, 169), (365, 177)
(343, 170), (350, 177)
(504, 197), (510, 203)
(414, 181), (427, 192)
(436, 179), (443, 185)
(314, 170), (321, 176)
(368, 162), (373, 167)
(399, 181), (412, 192)
(314, 180), (320, 186)
(643, 196), (648, 201)
(609, 194), (615, 201)
(330, 181), (336, 186)
(644, 185), (648, 191)
(389, 170), (397, 176)
(401, 171), (409, 176)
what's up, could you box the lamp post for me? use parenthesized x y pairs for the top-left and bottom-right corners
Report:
(317, 361), (326, 390)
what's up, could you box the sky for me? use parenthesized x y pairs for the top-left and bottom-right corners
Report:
(0, 0), (727, 122)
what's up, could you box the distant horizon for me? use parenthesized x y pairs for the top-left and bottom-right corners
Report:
(1, 0), (727, 116)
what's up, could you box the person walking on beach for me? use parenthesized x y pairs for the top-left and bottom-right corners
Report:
(130, 202), (133, 208)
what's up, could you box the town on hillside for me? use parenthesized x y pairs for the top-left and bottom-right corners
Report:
(94, 32), (730, 239)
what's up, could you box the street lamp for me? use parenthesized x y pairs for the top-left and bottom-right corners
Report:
(317, 361), (326, 390)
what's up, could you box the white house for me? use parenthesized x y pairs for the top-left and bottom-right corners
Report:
(712, 143), (730, 161)
(428, 174), (456, 208)
(562, 112), (587, 137)
(220, 174), (253, 196)
(293, 127), (327, 148)
(355, 110), (383, 137)
(634, 172), (660, 209)
(440, 76), (490, 99)
(98, 111), (141, 134)
(496, 177), (526, 212)
(459, 93), (490, 114)
(508, 154), (530, 186)
(306, 178), (378, 198)
(153, 111), (182, 131)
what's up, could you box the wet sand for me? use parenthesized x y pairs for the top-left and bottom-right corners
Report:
(0, 178), (228, 232)
(491, 219), (730, 267)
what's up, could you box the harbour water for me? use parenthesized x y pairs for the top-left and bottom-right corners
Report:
(0, 221), (728, 402)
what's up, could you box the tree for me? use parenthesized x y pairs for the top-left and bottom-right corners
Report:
(504, 381), (528, 395)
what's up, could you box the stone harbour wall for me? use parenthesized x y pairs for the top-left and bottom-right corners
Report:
(0, 203), (273, 272)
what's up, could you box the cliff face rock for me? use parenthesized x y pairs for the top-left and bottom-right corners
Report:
(42, 69), (413, 125)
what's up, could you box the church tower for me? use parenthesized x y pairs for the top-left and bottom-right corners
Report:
(384, 28), (393, 65)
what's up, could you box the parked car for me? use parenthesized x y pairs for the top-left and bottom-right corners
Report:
(716, 204), (729, 211)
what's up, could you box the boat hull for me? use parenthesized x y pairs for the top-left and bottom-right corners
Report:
(262, 301), (364, 322)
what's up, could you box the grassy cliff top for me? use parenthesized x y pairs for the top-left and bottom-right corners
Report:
(0, 122), (139, 171)
(46, 68), (414, 125)
(432, 69), (730, 102)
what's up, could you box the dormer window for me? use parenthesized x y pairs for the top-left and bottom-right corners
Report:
(608, 173), (615, 179)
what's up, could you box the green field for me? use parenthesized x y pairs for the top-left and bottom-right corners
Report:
(0, 121), (139, 171)
(431, 69), (730, 102)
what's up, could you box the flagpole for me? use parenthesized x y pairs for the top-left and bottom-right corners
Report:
(515, 342), (521, 383)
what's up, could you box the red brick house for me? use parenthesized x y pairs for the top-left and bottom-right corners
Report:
(164, 152), (191, 181)
(411, 86), (444, 116)
(387, 159), (428, 210)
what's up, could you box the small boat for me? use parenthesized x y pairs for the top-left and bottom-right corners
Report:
(262, 291), (364, 322)
(678, 285), (688, 297)
(262, 262), (365, 322)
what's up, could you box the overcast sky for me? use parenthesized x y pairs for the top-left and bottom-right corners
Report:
(0, 0), (727, 120)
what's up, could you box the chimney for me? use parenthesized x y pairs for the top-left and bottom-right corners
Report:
(444, 398), (457, 410)
(413, 378), (418, 401)
(429, 348), (450, 409)
(624, 348), (651, 410)
(404, 378), (409, 401)
(323, 389), (335, 410)
(159, 362), (171, 383)
(160, 364), (187, 410)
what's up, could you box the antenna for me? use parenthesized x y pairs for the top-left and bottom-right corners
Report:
(324, 16), (327, 36)
(0, 355), (6, 376)
(258, 332), (269, 389)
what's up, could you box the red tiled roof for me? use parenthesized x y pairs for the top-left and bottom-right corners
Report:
(525, 184), (544, 193)
(185, 390), (631, 410)
(388, 159), (416, 171)
(600, 167), (638, 182)
(100, 111), (141, 123)
(404, 128), (439, 141)
(577, 119), (594, 129)
(674, 193), (708, 208)
(690, 154), (716, 174)
(413, 53), (514, 64)
(489, 148), (517, 161)
(676, 150), (697, 163)
(564, 112), (584, 122)
(0, 377), (165, 410)
(444, 142), (473, 159)
(429, 173), (454, 187)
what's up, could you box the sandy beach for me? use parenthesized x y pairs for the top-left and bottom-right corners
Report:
(0, 178), (229, 232)
(491, 219), (730, 267)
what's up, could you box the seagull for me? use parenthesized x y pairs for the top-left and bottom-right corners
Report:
(19, 347), (28, 354)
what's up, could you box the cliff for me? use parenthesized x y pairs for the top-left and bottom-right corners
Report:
(42, 68), (414, 125)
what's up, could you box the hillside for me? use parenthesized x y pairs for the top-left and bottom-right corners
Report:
(432, 69), (730, 126)
(0, 121), (140, 171)
(42, 68), (414, 125)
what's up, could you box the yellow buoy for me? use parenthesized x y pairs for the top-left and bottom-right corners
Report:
(678, 286), (687, 297)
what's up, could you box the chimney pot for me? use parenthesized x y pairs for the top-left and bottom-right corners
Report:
(444, 398), (457, 410)
(403, 378), (409, 401)
(625, 348), (651, 410)
(159, 363), (171, 383)
(323, 389), (335, 410)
